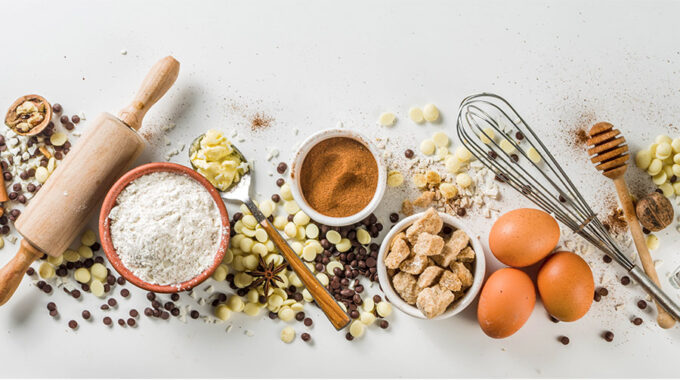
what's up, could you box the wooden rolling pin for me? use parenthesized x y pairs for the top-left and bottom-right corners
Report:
(0, 56), (180, 306)
(587, 122), (676, 329)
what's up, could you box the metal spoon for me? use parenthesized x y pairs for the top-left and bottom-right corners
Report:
(189, 134), (350, 330)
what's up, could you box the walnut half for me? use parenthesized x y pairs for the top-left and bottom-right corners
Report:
(5, 95), (51, 135)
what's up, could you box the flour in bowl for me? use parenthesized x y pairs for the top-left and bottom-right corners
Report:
(108, 171), (223, 285)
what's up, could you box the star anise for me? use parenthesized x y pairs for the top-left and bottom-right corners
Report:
(247, 255), (287, 297)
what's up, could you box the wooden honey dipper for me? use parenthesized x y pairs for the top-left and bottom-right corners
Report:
(587, 122), (676, 329)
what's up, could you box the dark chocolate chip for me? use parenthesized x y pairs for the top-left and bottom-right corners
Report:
(276, 162), (287, 174)
(404, 149), (414, 159)
(559, 336), (569, 345)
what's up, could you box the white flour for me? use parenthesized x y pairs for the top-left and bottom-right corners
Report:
(108, 171), (222, 285)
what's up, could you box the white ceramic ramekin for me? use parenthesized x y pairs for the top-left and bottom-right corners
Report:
(377, 211), (486, 320)
(290, 128), (386, 227)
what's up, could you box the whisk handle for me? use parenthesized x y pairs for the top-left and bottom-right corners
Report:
(629, 266), (679, 327)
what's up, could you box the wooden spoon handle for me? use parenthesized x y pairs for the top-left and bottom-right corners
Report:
(0, 240), (42, 306)
(613, 178), (676, 328)
(244, 200), (351, 330)
(117, 56), (180, 131)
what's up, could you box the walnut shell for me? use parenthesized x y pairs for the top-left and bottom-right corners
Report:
(635, 192), (674, 232)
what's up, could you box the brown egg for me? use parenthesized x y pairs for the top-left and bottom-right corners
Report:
(537, 251), (594, 322)
(489, 208), (560, 267)
(477, 268), (536, 339)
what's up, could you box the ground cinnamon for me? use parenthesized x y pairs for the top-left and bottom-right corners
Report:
(300, 137), (378, 217)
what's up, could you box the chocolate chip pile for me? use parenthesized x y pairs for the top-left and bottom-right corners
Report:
(0, 100), (79, 243)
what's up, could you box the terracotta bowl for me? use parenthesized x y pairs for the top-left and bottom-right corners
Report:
(99, 162), (230, 293)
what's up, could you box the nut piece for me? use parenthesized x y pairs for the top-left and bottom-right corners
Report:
(405, 208), (443, 244)
(416, 285), (454, 319)
(384, 233), (411, 269)
(412, 233), (445, 256)
(432, 229), (470, 267)
(635, 192), (674, 232)
(392, 271), (419, 304)
(417, 266), (444, 290)
(5, 95), (51, 135)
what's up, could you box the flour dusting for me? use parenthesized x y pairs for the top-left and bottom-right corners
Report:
(109, 171), (222, 285)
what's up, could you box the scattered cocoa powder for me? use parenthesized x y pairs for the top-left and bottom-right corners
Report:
(601, 195), (627, 235)
(249, 112), (273, 131)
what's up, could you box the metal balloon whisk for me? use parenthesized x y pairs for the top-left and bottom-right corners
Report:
(456, 93), (680, 322)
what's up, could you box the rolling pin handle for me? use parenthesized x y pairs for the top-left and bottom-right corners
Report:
(0, 240), (42, 306)
(117, 56), (180, 131)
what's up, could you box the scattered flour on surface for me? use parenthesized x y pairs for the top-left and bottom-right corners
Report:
(108, 171), (222, 285)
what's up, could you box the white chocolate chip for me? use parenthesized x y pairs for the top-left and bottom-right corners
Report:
(636, 150), (652, 170)
(387, 170), (404, 187)
(74, 268), (91, 283)
(49, 132), (68, 147)
(527, 147), (542, 163)
(376, 301), (393, 317)
(454, 146), (472, 162)
(280, 326), (296, 343)
(419, 139), (436, 155)
(378, 112), (396, 127)
(408, 107), (424, 123)
(349, 320), (366, 338)
(326, 230), (341, 245)
(38, 262), (55, 279)
(456, 173), (473, 188)
(81, 230), (96, 246)
(356, 229), (371, 245)
(432, 132), (449, 147)
(422, 104), (439, 122)
(215, 304), (231, 320)
(646, 234), (660, 250)
(90, 279), (105, 297)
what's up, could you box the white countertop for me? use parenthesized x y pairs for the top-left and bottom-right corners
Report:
(1, 0), (680, 377)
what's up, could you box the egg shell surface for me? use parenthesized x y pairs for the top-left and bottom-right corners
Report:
(537, 251), (594, 322)
(477, 268), (536, 339)
(489, 208), (560, 267)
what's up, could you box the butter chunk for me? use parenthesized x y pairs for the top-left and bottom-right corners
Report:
(416, 285), (454, 319)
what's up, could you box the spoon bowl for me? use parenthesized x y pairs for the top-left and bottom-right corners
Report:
(188, 132), (351, 330)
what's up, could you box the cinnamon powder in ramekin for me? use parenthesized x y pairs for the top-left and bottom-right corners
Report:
(300, 137), (378, 217)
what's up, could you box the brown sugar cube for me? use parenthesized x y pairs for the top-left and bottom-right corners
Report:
(399, 254), (429, 275)
(451, 261), (474, 289)
(384, 235), (411, 269)
(456, 246), (476, 263)
(405, 208), (443, 244)
(413, 191), (436, 208)
(439, 270), (462, 292)
(416, 285), (455, 319)
(392, 271), (419, 305)
(432, 229), (470, 267)
(412, 232), (445, 256)
(401, 200), (414, 216)
(416, 266), (444, 290)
